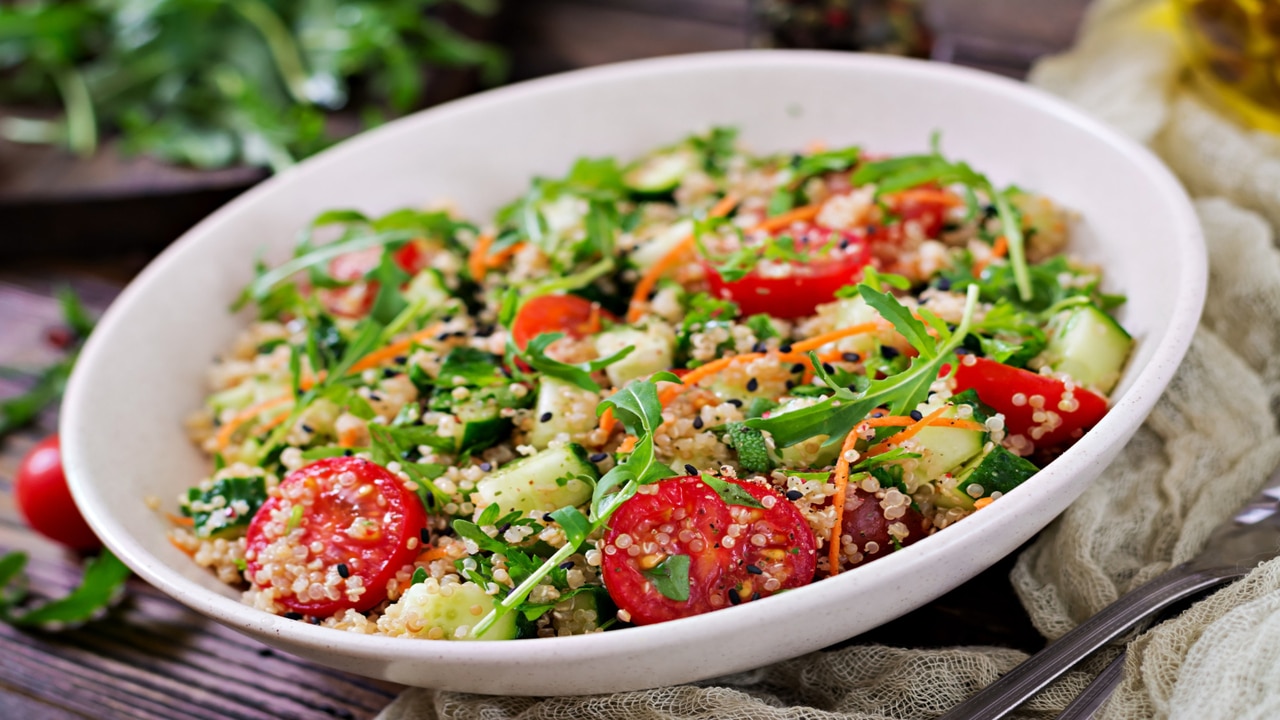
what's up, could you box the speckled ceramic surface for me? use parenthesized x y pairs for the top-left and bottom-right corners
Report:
(61, 51), (1204, 696)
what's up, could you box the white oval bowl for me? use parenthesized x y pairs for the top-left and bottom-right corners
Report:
(62, 51), (1204, 696)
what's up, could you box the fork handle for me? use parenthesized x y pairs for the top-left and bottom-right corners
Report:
(937, 564), (1245, 720)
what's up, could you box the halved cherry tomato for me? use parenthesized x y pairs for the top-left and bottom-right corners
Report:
(838, 487), (928, 570)
(319, 240), (434, 317)
(14, 434), (101, 550)
(602, 475), (816, 625)
(950, 355), (1109, 448)
(702, 224), (873, 319)
(510, 294), (615, 349)
(244, 457), (427, 617)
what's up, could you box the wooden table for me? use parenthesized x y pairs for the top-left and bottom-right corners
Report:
(0, 2), (1089, 716)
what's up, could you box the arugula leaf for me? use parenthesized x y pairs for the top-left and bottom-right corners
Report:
(55, 285), (95, 339)
(699, 474), (764, 509)
(234, 229), (419, 310)
(642, 554), (691, 602)
(550, 506), (591, 547)
(768, 145), (861, 215)
(437, 347), (506, 388)
(0, 356), (73, 438)
(512, 333), (633, 393)
(367, 250), (412, 325)
(747, 284), (980, 447)
(1, 550), (130, 628)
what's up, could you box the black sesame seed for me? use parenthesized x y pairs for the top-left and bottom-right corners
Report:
(436, 332), (451, 341)
(839, 238), (850, 250)
(865, 224), (878, 233)
(728, 591), (742, 605)
(539, 411), (553, 423)
(558, 560), (575, 570)
(786, 489), (804, 501)
(746, 378), (759, 392)
(394, 355), (407, 364)
(442, 315), (454, 323)
(284, 612), (304, 620)
(791, 363), (806, 373)
(882, 346), (900, 359)
(909, 409), (923, 421)
(752, 341), (767, 353)
(343, 449), (354, 457)
(955, 347), (970, 355)
(786, 380), (797, 390)
(337, 563), (350, 579)
(935, 277), (952, 291)
(693, 416), (704, 430)
(822, 363), (835, 375)
(745, 564), (763, 575)
(368, 392), (382, 402)
(685, 464), (698, 475)
(589, 453), (608, 463)
(727, 398), (743, 407)
(779, 343), (793, 353)
(383, 368), (397, 378)
(480, 462), (494, 472)
(420, 528), (430, 543)
(310, 616), (322, 625)
(301, 424), (314, 434)
(498, 523), (511, 535)
(751, 592), (761, 601)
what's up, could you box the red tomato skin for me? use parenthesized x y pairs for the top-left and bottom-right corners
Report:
(244, 457), (427, 617)
(319, 241), (433, 317)
(703, 226), (872, 319)
(950, 355), (1109, 448)
(839, 488), (929, 569)
(602, 476), (816, 626)
(14, 435), (101, 550)
(510, 294), (614, 349)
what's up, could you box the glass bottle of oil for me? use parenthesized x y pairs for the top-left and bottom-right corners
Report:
(1176, 0), (1280, 132)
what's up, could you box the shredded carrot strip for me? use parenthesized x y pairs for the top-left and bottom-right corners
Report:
(486, 241), (523, 269)
(599, 407), (617, 436)
(168, 535), (196, 557)
(889, 187), (965, 208)
(617, 436), (638, 454)
(349, 323), (442, 374)
(214, 395), (294, 451)
(753, 202), (823, 234)
(973, 236), (1008, 277)
(625, 194), (740, 323)
(337, 426), (363, 448)
(468, 233), (495, 280)
(416, 546), (450, 564)
(973, 497), (995, 510)
(868, 406), (950, 456)
(789, 322), (886, 355)
(254, 411), (291, 437)
(165, 512), (194, 528)
(828, 429), (863, 577)
(858, 415), (985, 431)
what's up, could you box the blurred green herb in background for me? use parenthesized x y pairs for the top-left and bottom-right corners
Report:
(0, 0), (505, 172)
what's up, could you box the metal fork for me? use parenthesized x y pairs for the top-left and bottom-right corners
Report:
(938, 470), (1280, 720)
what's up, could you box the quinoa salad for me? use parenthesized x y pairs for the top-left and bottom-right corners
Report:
(172, 128), (1133, 640)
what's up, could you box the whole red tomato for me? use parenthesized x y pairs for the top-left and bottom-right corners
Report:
(14, 434), (101, 550)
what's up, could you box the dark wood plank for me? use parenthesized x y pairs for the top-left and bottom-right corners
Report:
(0, 279), (403, 720)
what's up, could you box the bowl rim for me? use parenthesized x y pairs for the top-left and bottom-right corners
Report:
(62, 49), (1206, 684)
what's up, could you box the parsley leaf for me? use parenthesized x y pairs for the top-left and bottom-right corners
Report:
(642, 554), (691, 602)
(700, 474), (764, 508)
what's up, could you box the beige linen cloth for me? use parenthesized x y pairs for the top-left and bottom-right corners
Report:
(381, 2), (1280, 717)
